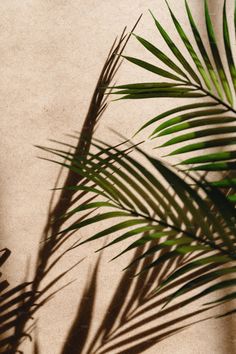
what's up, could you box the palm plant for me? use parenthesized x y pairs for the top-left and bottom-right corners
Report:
(3, 0), (236, 353)
(0, 20), (140, 354)
(112, 0), (236, 195)
(44, 0), (236, 332)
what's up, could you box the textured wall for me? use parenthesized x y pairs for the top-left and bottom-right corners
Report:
(0, 0), (235, 353)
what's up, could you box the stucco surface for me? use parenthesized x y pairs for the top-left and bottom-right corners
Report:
(0, 0), (236, 353)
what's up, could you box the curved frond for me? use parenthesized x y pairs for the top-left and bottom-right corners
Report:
(111, 0), (236, 190)
(43, 140), (236, 312)
(0, 248), (33, 353)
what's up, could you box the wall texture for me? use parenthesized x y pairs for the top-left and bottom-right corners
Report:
(0, 0), (236, 353)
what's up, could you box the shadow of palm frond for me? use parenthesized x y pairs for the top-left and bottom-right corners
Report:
(3, 16), (142, 354)
(61, 208), (224, 354)
(38, 126), (236, 354)
(0, 248), (32, 354)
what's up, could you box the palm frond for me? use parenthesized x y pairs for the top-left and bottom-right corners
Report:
(0, 248), (33, 353)
(111, 0), (236, 190)
(42, 139), (236, 313)
(61, 238), (226, 354)
(7, 19), (140, 353)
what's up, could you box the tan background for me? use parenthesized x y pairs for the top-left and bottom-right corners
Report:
(0, 0), (236, 353)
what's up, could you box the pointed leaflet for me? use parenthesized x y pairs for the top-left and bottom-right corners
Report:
(168, 138), (236, 156)
(223, 0), (236, 94)
(157, 255), (231, 291)
(113, 82), (185, 89)
(129, 244), (211, 273)
(185, 0), (223, 98)
(181, 151), (236, 165)
(168, 278), (236, 307)
(97, 225), (162, 251)
(118, 90), (205, 100)
(156, 117), (236, 137)
(135, 102), (218, 135)
(60, 211), (132, 234)
(205, 291), (236, 306)
(65, 201), (119, 217)
(165, 269), (236, 306)
(81, 219), (148, 246)
(150, 10), (201, 85)
(205, 0), (233, 105)
(161, 126), (236, 147)
(166, 0), (211, 90)
(0, 249), (11, 267)
(211, 178), (236, 188)
(190, 160), (236, 171)
(112, 86), (197, 95)
(151, 108), (226, 136)
(123, 56), (184, 81)
(133, 34), (188, 79)
(113, 233), (189, 261)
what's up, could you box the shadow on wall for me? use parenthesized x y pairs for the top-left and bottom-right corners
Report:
(60, 212), (229, 354)
(0, 2), (236, 353)
(201, 2), (236, 352)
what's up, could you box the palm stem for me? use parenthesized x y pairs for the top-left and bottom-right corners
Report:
(183, 79), (236, 114)
(110, 205), (236, 262)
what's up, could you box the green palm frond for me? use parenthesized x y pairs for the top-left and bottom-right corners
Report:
(111, 0), (236, 189)
(43, 139), (236, 311)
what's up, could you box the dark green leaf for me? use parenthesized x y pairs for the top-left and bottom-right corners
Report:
(185, 0), (223, 98)
(150, 10), (201, 85)
(223, 0), (236, 94)
(123, 55), (184, 81)
(205, 0), (233, 104)
(166, 0), (212, 90)
(135, 102), (218, 135)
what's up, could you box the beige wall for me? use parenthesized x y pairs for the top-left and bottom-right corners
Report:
(0, 0), (236, 353)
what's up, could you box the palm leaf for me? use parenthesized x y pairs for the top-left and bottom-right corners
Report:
(0, 249), (33, 353)
(185, 0), (223, 98)
(62, 232), (229, 354)
(111, 0), (236, 191)
(204, 0), (233, 105)
(223, 0), (236, 94)
(42, 140), (236, 312)
(165, 0), (212, 90)
(8, 19), (139, 353)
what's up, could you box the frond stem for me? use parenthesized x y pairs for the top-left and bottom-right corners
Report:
(183, 80), (236, 114)
(119, 207), (236, 261)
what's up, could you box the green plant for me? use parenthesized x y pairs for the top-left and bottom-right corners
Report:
(0, 22), (135, 354)
(112, 0), (236, 192)
(46, 0), (236, 320)
(3, 0), (236, 353)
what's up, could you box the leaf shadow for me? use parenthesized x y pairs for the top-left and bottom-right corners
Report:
(2, 16), (143, 354)
(60, 217), (222, 354)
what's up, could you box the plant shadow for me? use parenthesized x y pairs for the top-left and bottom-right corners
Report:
(60, 211), (224, 354)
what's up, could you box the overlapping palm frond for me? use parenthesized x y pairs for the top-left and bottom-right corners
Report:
(61, 244), (213, 354)
(5, 19), (141, 353)
(43, 139), (236, 314)
(111, 0), (236, 194)
(0, 248), (33, 353)
(32, 1), (236, 350)
(61, 225), (234, 354)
